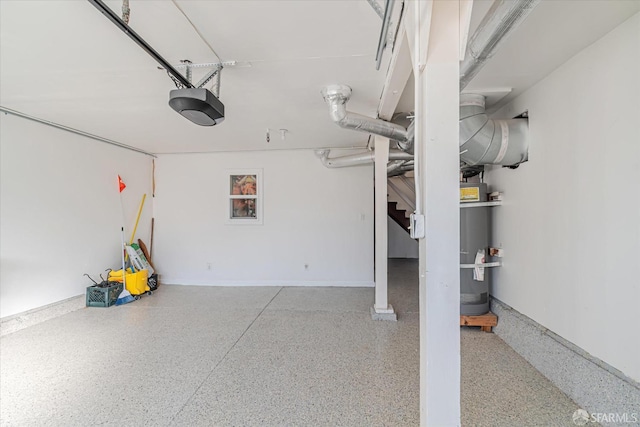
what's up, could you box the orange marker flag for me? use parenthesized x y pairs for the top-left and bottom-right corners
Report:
(118, 175), (126, 193)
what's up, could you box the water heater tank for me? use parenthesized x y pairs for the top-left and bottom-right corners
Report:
(460, 182), (490, 315)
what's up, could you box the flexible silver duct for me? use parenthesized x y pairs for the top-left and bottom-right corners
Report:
(315, 148), (413, 168)
(387, 160), (415, 177)
(460, 0), (541, 91)
(387, 160), (407, 174)
(393, 113), (415, 154)
(459, 94), (528, 166)
(321, 85), (409, 143)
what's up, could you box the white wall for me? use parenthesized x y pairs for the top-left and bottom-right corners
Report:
(485, 13), (640, 382)
(153, 151), (374, 286)
(388, 218), (418, 258)
(0, 115), (153, 318)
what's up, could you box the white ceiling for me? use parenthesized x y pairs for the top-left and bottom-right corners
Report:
(464, 0), (640, 113)
(0, 0), (391, 154)
(2, 1), (639, 154)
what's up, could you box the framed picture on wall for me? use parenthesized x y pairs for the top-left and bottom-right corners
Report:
(227, 169), (263, 224)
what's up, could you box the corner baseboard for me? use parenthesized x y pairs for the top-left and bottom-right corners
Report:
(1, 295), (85, 337)
(159, 279), (375, 288)
(491, 298), (640, 422)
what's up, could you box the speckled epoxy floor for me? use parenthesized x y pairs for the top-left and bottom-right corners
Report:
(1, 259), (580, 426)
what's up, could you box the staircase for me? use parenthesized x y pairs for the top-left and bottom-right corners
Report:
(387, 174), (416, 233)
(388, 201), (411, 231)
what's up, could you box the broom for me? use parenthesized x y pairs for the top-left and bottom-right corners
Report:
(115, 227), (134, 305)
(115, 176), (134, 306)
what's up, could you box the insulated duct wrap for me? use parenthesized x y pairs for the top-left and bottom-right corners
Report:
(387, 160), (414, 177)
(321, 85), (409, 143)
(393, 114), (415, 154)
(459, 94), (528, 166)
(460, 0), (541, 90)
(387, 160), (405, 174)
(315, 149), (413, 168)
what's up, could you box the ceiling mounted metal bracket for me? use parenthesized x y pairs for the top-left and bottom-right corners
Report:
(174, 60), (249, 69)
(196, 67), (219, 89)
(214, 67), (222, 97)
(180, 59), (193, 83)
(172, 62), (226, 96)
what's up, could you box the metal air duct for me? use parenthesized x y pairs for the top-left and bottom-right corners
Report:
(459, 94), (528, 166)
(460, 0), (541, 91)
(321, 85), (409, 144)
(392, 112), (415, 154)
(315, 149), (413, 168)
(387, 160), (414, 176)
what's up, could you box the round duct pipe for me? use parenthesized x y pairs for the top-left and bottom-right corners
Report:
(460, 0), (541, 91)
(391, 112), (415, 154)
(315, 149), (413, 168)
(321, 85), (409, 144)
(459, 94), (528, 166)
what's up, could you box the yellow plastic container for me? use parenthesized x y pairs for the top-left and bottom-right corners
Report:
(108, 269), (125, 280)
(109, 269), (150, 295)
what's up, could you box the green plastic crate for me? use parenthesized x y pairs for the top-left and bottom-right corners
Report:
(86, 283), (123, 307)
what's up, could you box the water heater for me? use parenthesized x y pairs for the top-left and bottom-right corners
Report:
(460, 182), (491, 315)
